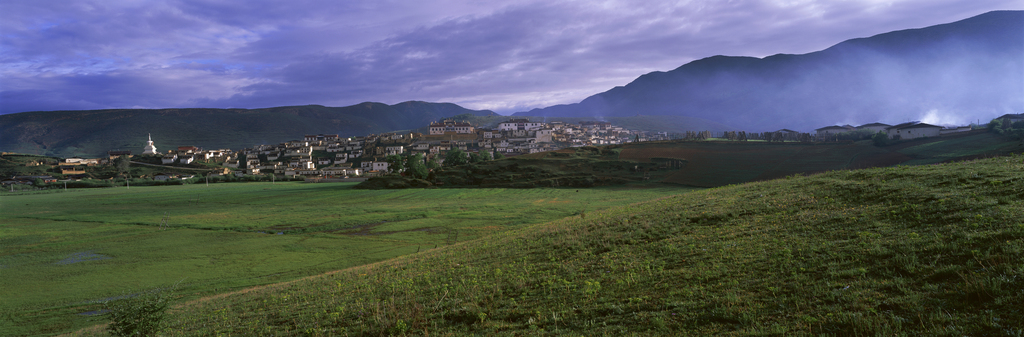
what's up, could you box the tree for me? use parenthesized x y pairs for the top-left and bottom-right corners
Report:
(385, 154), (405, 174)
(871, 131), (890, 147)
(427, 156), (441, 171)
(407, 154), (428, 179)
(988, 118), (1005, 134)
(114, 155), (131, 175)
(444, 147), (468, 167)
(469, 152), (483, 163)
(479, 150), (493, 161)
(493, 150), (505, 160)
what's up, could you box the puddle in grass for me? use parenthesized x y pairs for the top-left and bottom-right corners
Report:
(78, 309), (110, 316)
(330, 221), (442, 236)
(55, 251), (111, 265)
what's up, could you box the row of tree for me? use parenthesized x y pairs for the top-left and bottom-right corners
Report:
(989, 118), (1024, 142)
(383, 148), (507, 179)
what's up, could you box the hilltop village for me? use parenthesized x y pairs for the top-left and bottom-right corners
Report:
(3, 114), (1022, 186)
(221, 118), (674, 179)
(1, 118), (665, 184)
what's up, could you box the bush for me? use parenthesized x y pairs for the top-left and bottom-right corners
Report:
(871, 131), (890, 146)
(103, 288), (172, 336)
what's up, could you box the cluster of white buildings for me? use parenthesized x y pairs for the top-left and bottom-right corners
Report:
(221, 118), (667, 179)
(479, 119), (670, 151)
(160, 146), (232, 165)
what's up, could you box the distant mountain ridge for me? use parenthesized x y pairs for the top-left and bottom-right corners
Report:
(516, 10), (1024, 132)
(0, 101), (497, 158)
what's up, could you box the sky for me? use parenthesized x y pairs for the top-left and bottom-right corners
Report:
(2, 0), (1022, 115)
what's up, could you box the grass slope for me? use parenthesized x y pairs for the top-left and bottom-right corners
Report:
(386, 132), (1021, 189)
(0, 183), (687, 336)
(154, 155), (1023, 336)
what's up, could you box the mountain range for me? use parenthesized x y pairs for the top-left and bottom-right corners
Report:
(2, 11), (1021, 157)
(515, 10), (1024, 132)
(0, 102), (496, 158)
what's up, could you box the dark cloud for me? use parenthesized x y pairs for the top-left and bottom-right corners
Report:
(2, 0), (1022, 114)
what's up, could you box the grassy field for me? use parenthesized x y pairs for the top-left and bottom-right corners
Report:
(617, 141), (901, 187)
(0, 182), (693, 336)
(409, 131), (1022, 190)
(103, 154), (1024, 336)
(893, 130), (1022, 165)
(615, 131), (1021, 187)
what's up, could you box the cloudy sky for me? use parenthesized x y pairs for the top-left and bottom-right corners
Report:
(1, 0), (1021, 115)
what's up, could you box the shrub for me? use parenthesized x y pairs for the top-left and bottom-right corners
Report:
(103, 288), (172, 336)
(871, 131), (889, 146)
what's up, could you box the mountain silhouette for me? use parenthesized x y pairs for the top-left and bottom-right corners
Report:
(0, 101), (496, 157)
(516, 11), (1024, 132)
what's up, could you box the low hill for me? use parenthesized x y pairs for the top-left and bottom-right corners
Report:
(518, 11), (1024, 132)
(0, 101), (497, 158)
(148, 153), (1023, 335)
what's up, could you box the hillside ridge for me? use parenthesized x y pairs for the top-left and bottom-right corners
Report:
(517, 10), (1024, 132)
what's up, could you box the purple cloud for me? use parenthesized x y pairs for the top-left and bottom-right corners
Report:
(2, 0), (1022, 114)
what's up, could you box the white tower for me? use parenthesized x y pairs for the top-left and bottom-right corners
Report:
(143, 134), (158, 155)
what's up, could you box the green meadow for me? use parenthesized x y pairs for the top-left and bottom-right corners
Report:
(84, 154), (1024, 336)
(0, 182), (692, 336)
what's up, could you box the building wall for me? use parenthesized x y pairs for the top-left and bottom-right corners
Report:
(815, 128), (851, 136)
(898, 126), (941, 139)
(498, 121), (544, 131)
(857, 125), (889, 133)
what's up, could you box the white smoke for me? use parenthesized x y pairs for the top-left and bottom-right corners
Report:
(919, 109), (970, 127)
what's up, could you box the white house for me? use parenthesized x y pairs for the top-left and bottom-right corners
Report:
(359, 161), (389, 172)
(535, 129), (553, 143)
(429, 120), (475, 135)
(481, 129), (500, 139)
(162, 154), (178, 164)
(856, 123), (891, 133)
(498, 118), (545, 131)
(285, 147), (312, 157)
(289, 159), (315, 169)
(887, 122), (942, 140)
(298, 169), (322, 176)
(815, 125), (855, 137)
(322, 167), (361, 177)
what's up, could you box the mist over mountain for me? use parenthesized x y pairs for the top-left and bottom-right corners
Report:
(0, 101), (496, 158)
(516, 11), (1024, 132)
